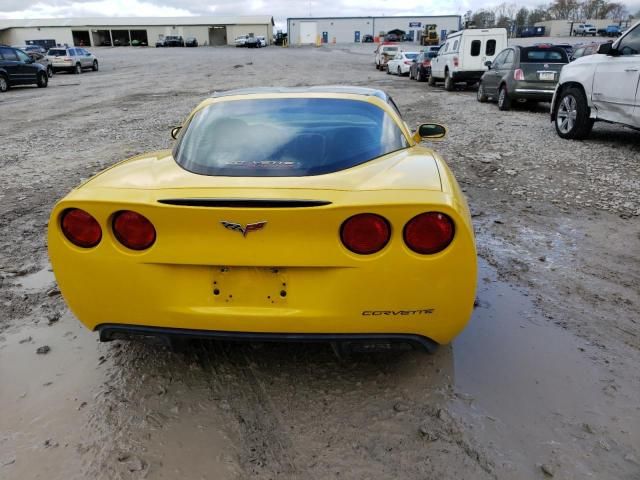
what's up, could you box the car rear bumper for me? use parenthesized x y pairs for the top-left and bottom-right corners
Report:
(451, 70), (485, 82)
(514, 88), (555, 100)
(97, 324), (439, 352)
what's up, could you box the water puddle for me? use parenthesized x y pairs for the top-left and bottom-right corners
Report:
(0, 316), (104, 479)
(11, 268), (56, 292)
(452, 258), (640, 478)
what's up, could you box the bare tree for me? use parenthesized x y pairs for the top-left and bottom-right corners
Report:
(471, 10), (496, 28)
(549, 0), (580, 19)
(515, 7), (529, 27)
(528, 7), (550, 24)
(606, 2), (628, 20)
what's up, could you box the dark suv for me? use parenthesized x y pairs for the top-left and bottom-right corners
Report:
(0, 45), (48, 92)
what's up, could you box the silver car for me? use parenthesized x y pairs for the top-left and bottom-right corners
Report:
(46, 47), (98, 74)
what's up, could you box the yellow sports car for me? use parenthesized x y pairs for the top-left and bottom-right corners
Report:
(48, 87), (476, 353)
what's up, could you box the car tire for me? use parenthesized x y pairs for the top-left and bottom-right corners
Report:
(397, 66), (402, 76)
(47, 66), (53, 78)
(0, 74), (9, 92)
(92, 60), (99, 71)
(75, 63), (82, 74)
(444, 71), (454, 91)
(37, 71), (48, 88)
(498, 85), (511, 111)
(554, 87), (594, 140)
(477, 82), (488, 103)
(386, 66), (391, 75)
(428, 74), (436, 86)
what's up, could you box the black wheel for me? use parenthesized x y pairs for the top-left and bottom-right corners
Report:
(409, 69), (413, 80)
(444, 71), (454, 91)
(477, 81), (488, 102)
(386, 65), (391, 75)
(0, 74), (8, 92)
(74, 63), (82, 74)
(428, 74), (436, 86)
(37, 71), (48, 88)
(92, 60), (99, 71)
(554, 87), (594, 140)
(376, 63), (380, 70)
(47, 66), (53, 78)
(498, 85), (511, 111)
(397, 66), (402, 76)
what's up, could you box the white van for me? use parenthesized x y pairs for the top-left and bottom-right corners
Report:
(429, 28), (508, 91)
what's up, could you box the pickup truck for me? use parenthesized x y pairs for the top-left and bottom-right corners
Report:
(574, 24), (597, 36)
(597, 25), (622, 36)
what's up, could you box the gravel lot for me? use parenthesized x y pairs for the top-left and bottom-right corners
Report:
(1, 44), (638, 480)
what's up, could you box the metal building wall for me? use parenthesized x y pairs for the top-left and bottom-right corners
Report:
(288, 16), (461, 45)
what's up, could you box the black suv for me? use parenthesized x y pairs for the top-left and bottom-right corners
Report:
(0, 45), (48, 92)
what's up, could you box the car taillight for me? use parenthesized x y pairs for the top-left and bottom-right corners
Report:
(113, 211), (156, 250)
(403, 212), (454, 255)
(514, 68), (525, 81)
(61, 208), (102, 248)
(340, 214), (390, 255)
(453, 56), (459, 67)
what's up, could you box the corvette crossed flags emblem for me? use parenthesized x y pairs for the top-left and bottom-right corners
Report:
(220, 221), (267, 237)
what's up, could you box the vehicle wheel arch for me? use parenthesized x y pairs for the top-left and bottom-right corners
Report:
(552, 81), (591, 119)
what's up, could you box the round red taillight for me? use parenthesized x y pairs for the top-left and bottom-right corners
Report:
(61, 208), (102, 248)
(112, 211), (156, 250)
(340, 213), (391, 255)
(403, 212), (454, 254)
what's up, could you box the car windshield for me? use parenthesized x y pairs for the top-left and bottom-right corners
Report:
(404, 53), (418, 59)
(48, 49), (67, 56)
(174, 98), (409, 177)
(521, 47), (568, 62)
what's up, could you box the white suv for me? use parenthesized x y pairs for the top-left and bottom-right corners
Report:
(574, 24), (597, 36)
(551, 21), (640, 139)
(47, 47), (98, 74)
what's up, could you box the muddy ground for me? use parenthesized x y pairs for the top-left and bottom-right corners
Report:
(0, 44), (638, 480)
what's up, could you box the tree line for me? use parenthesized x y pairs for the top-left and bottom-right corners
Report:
(466, 0), (638, 29)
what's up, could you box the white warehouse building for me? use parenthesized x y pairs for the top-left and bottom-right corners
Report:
(287, 15), (461, 45)
(0, 16), (275, 48)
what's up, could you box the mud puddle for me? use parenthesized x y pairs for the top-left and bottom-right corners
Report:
(452, 258), (640, 478)
(1, 259), (638, 479)
(11, 268), (56, 292)
(0, 316), (103, 479)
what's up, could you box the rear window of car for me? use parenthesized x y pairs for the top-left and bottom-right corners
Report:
(404, 53), (418, 59)
(383, 47), (398, 52)
(48, 49), (67, 56)
(470, 40), (481, 56)
(521, 47), (568, 63)
(174, 98), (409, 177)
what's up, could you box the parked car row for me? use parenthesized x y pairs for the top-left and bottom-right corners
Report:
(374, 21), (640, 140)
(0, 44), (100, 93)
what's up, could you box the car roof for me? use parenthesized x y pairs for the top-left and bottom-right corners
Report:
(211, 86), (389, 101)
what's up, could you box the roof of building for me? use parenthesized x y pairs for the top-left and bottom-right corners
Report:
(0, 16), (274, 30)
(287, 15), (461, 21)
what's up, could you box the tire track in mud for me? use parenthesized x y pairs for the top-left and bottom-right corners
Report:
(194, 341), (303, 479)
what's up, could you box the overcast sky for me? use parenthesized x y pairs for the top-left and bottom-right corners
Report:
(1, 0), (639, 30)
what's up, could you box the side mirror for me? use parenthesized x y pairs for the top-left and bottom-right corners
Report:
(170, 126), (182, 139)
(484, 60), (492, 68)
(597, 43), (615, 55)
(413, 123), (447, 142)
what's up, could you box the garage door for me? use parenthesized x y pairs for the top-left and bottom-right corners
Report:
(299, 22), (318, 44)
